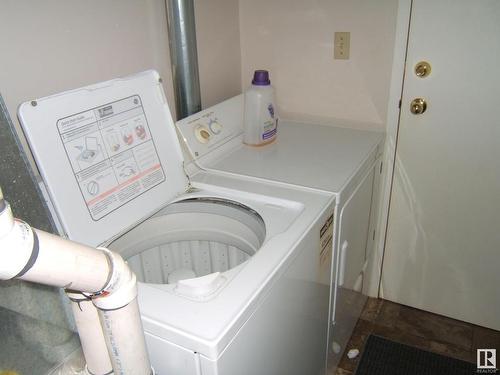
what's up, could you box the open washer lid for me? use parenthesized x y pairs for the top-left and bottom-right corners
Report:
(18, 70), (188, 247)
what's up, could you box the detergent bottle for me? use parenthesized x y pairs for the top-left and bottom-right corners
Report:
(243, 70), (277, 146)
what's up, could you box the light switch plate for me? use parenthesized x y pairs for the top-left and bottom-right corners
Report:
(334, 32), (350, 60)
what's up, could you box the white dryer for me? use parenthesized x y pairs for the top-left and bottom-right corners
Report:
(18, 71), (336, 375)
(176, 95), (385, 371)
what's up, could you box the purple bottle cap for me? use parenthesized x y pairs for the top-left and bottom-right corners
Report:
(252, 70), (271, 86)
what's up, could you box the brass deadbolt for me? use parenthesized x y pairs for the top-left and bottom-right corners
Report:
(415, 61), (431, 78)
(410, 98), (427, 115)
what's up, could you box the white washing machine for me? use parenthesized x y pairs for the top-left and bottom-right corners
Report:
(17, 71), (336, 375)
(176, 95), (384, 371)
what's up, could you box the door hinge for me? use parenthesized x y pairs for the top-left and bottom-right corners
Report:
(373, 229), (376, 241)
(398, 99), (402, 109)
(379, 161), (383, 174)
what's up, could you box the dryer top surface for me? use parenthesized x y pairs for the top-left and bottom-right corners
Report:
(211, 120), (383, 193)
(176, 95), (383, 194)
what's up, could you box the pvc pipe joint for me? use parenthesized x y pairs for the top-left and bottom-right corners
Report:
(0, 201), (35, 280)
(92, 248), (138, 310)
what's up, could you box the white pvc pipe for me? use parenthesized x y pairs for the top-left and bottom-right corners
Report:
(19, 229), (110, 293)
(0, 187), (153, 375)
(22, 230), (152, 374)
(93, 249), (152, 375)
(67, 292), (113, 375)
(98, 298), (151, 374)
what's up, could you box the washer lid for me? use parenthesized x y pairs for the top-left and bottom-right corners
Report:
(18, 70), (188, 247)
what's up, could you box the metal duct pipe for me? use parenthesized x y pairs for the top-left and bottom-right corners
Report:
(166, 0), (202, 119)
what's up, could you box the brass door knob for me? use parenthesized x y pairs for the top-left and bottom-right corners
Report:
(410, 98), (427, 115)
(415, 61), (431, 78)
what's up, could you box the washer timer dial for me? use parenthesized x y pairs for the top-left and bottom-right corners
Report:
(194, 125), (211, 144)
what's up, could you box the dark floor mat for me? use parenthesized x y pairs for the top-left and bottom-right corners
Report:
(355, 335), (477, 375)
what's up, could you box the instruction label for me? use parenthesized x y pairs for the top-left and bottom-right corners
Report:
(57, 95), (165, 220)
(320, 214), (334, 268)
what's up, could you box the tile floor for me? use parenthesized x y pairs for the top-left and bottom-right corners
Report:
(330, 298), (500, 374)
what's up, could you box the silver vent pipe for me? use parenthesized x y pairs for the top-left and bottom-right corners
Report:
(166, 0), (202, 120)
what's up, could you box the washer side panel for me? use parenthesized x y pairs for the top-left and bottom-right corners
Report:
(145, 332), (199, 375)
(200, 205), (334, 375)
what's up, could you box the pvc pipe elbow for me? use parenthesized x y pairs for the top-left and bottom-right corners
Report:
(0, 202), (35, 280)
(92, 248), (138, 310)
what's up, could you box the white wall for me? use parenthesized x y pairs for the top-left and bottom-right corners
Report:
(0, 0), (244, 136)
(0, 1), (398, 133)
(195, 0), (242, 108)
(0, 0), (175, 144)
(239, 0), (398, 130)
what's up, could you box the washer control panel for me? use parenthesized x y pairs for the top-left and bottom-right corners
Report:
(176, 95), (243, 160)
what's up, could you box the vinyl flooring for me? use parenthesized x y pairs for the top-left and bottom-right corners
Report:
(330, 298), (500, 375)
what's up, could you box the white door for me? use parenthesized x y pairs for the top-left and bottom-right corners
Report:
(382, 0), (500, 330)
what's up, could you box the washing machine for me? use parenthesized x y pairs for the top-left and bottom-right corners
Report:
(17, 71), (336, 375)
(175, 95), (385, 371)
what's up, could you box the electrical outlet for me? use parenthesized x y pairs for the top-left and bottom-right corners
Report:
(334, 32), (350, 60)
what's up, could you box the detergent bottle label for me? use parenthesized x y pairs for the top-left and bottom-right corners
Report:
(262, 103), (277, 140)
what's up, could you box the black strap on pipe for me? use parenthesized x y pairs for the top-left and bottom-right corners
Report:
(14, 230), (39, 278)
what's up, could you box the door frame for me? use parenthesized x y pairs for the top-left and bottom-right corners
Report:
(366, 0), (413, 297)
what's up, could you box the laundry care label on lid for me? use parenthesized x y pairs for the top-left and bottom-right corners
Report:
(18, 70), (187, 247)
(57, 95), (165, 220)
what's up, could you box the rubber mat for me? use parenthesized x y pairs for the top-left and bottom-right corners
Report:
(355, 335), (476, 375)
